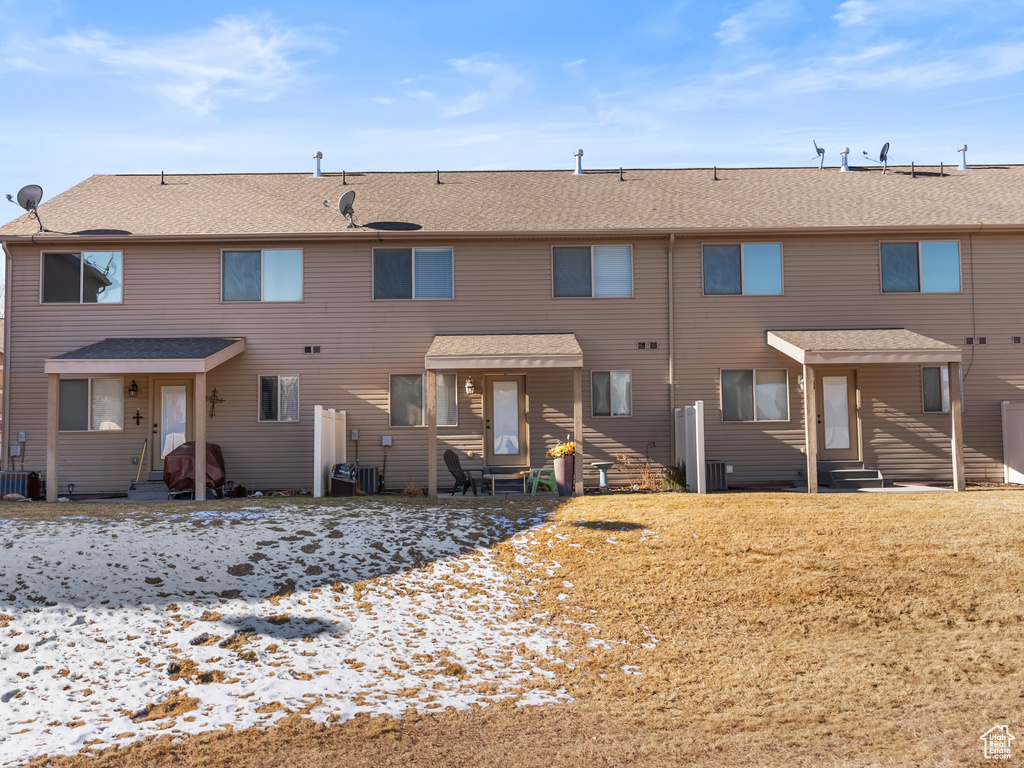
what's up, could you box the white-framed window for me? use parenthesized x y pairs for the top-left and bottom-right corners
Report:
(592, 371), (632, 417)
(259, 375), (300, 422)
(59, 378), (124, 431)
(703, 244), (783, 295)
(721, 369), (789, 422)
(552, 245), (633, 297)
(223, 249), (303, 301)
(374, 248), (454, 300)
(881, 241), (961, 293)
(389, 373), (458, 426)
(42, 251), (122, 304)
(922, 365), (951, 413)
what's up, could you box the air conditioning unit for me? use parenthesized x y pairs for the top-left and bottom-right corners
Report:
(0, 471), (30, 496)
(705, 461), (728, 492)
(355, 466), (378, 494)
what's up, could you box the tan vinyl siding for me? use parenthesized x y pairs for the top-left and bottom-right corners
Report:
(6, 238), (671, 493)
(674, 233), (1022, 484)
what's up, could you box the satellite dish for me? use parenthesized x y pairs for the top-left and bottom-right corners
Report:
(338, 190), (356, 228)
(861, 142), (891, 174)
(812, 140), (826, 169)
(5, 184), (48, 231)
(338, 190), (355, 215)
(16, 184), (43, 210)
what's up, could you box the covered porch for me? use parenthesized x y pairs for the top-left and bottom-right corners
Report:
(767, 329), (965, 493)
(423, 334), (585, 499)
(43, 337), (245, 501)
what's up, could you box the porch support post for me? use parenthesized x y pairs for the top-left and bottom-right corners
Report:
(427, 370), (437, 499)
(573, 366), (583, 496)
(47, 373), (59, 502)
(803, 364), (818, 494)
(950, 361), (966, 492)
(194, 372), (207, 501)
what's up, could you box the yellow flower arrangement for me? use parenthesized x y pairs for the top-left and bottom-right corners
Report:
(547, 440), (576, 458)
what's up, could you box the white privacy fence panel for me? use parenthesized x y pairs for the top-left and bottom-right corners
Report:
(1002, 401), (1024, 485)
(313, 406), (347, 498)
(673, 401), (706, 494)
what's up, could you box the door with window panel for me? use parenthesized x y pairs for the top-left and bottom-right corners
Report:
(815, 370), (860, 461)
(484, 375), (529, 467)
(152, 380), (193, 472)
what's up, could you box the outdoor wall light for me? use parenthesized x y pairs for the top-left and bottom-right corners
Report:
(464, 376), (476, 395)
(128, 380), (139, 398)
(798, 375), (805, 391)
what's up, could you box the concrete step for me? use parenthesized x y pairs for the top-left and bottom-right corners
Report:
(128, 480), (170, 501)
(830, 475), (884, 489)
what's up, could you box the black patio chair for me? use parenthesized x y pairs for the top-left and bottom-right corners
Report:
(444, 450), (491, 496)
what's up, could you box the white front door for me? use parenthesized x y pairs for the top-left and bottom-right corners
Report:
(484, 375), (529, 467)
(816, 370), (860, 461)
(152, 381), (192, 472)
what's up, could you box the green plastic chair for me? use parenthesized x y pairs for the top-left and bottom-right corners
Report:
(527, 466), (557, 495)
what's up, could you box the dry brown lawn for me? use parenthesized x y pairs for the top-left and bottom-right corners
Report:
(16, 489), (1024, 767)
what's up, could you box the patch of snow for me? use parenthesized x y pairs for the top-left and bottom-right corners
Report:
(0, 504), (577, 766)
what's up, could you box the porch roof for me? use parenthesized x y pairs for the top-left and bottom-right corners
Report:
(425, 333), (583, 369)
(44, 337), (246, 374)
(767, 328), (962, 365)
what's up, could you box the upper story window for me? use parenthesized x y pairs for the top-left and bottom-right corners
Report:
(881, 241), (960, 293)
(553, 245), (633, 297)
(703, 244), (783, 295)
(374, 248), (454, 300)
(223, 249), (303, 302)
(42, 251), (122, 303)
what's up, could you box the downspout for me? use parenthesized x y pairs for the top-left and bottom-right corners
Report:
(1, 241), (11, 472)
(668, 233), (676, 463)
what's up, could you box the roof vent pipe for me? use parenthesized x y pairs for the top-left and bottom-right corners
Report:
(839, 147), (850, 172)
(958, 144), (968, 171)
(313, 151), (323, 178)
(573, 149), (584, 175)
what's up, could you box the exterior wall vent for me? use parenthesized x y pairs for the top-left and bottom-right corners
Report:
(303, 345), (322, 354)
(637, 342), (646, 350)
(1013, 336), (1021, 345)
(650, 341), (659, 350)
(978, 337), (988, 345)
(965, 337), (974, 345)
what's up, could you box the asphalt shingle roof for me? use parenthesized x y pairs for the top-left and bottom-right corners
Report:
(1, 165), (1022, 239)
(52, 337), (242, 360)
(767, 328), (961, 354)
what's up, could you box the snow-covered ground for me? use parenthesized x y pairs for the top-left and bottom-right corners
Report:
(0, 502), (575, 766)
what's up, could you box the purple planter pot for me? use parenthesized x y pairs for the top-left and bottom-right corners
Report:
(553, 455), (575, 497)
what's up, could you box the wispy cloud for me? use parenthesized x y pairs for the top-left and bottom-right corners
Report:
(833, 0), (980, 27)
(441, 56), (525, 117)
(715, 0), (799, 44)
(57, 17), (311, 115)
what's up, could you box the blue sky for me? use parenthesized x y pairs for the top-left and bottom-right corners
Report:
(2, 0), (1024, 207)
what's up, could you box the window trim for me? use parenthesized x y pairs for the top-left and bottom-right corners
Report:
(879, 240), (962, 294)
(40, 251), (124, 305)
(372, 247), (455, 301)
(551, 244), (634, 298)
(257, 374), (301, 423)
(591, 370), (633, 418)
(58, 376), (125, 432)
(701, 242), (785, 296)
(221, 248), (304, 303)
(388, 372), (459, 427)
(719, 368), (791, 423)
